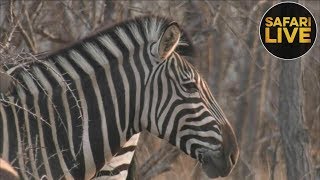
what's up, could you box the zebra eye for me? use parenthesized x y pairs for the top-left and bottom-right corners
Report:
(182, 82), (198, 93)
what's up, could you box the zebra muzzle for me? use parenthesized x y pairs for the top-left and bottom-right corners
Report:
(200, 149), (235, 178)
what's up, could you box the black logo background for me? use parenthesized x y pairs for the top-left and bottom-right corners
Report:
(260, 2), (316, 60)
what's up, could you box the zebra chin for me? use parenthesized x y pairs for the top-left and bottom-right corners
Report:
(198, 149), (235, 178)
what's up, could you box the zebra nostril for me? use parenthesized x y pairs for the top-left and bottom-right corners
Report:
(230, 153), (236, 166)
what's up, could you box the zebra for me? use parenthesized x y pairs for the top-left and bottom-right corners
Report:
(0, 16), (239, 179)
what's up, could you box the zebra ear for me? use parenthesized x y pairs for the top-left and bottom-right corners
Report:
(158, 23), (181, 60)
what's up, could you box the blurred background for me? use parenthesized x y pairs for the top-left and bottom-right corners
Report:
(0, 1), (319, 179)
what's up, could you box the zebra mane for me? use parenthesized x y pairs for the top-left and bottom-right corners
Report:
(42, 16), (163, 59)
(42, 16), (194, 60)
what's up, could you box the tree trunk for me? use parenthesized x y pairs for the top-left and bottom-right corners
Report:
(278, 59), (313, 180)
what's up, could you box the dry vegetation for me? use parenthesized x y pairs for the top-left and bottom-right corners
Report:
(0, 0), (319, 179)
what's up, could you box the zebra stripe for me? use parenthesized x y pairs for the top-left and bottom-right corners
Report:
(0, 103), (8, 161)
(83, 43), (113, 160)
(56, 56), (94, 179)
(37, 62), (77, 160)
(8, 96), (29, 180)
(16, 83), (40, 179)
(22, 70), (53, 179)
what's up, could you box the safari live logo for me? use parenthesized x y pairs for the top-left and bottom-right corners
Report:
(259, 2), (317, 60)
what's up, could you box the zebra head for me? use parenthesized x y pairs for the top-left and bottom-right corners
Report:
(140, 19), (239, 178)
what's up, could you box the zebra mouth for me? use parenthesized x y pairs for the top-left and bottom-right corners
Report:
(199, 149), (231, 178)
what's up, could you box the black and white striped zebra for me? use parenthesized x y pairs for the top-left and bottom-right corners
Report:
(0, 16), (239, 179)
